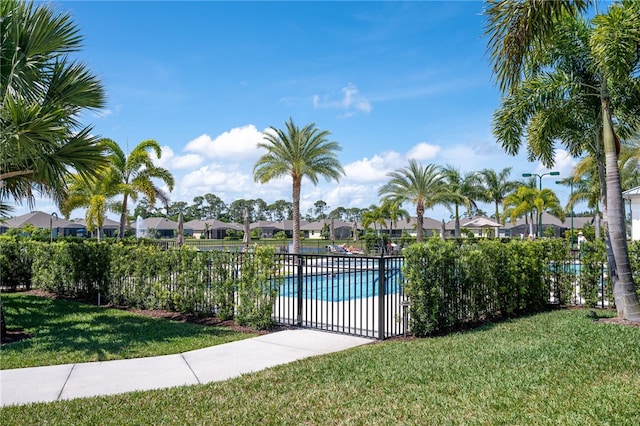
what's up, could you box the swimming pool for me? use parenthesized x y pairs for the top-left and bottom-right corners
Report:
(279, 269), (404, 302)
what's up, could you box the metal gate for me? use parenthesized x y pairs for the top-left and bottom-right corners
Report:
(272, 253), (409, 340)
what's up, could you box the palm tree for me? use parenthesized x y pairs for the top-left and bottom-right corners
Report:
(103, 139), (175, 238)
(0, 0), (107, 208)
(478, 167), (520, 224)
(253, 118), (344, 254)
(620, 138), (640, 191)
(485, 0), (640, 321)
(533, 188), (565, 235)
(441, 165), (483, 237)
(503, 185), (537, 236)
(570, 156), (605, 237)
(60, 171), (119, 241)
(378, 160), (448, 242)
(1, 0), (107, 341)
(381, 199), (410, 239)
(361, 205), (388, 238)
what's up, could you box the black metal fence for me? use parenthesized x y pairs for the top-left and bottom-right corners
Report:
(546, 255), (612, 309)
(272, 254), (408, 339)
(2, 237), (618, 340)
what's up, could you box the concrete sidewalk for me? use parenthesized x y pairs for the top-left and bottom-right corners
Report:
(1, 329), (372, 407)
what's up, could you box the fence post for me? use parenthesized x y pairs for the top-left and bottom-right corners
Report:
(377, 254), (386, 340)
(296, 254), (304, 326)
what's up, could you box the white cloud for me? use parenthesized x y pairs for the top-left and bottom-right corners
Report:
(313, 83), (372, 117)
(439, 145), (479, 168)
(184, 125), (265, 160)
(343, 152), (403, 183)
(180, 164), (251, 197)
(406, 142), (441, 161)
(155, 146), (203, 170)
(535, 149), (577, 179)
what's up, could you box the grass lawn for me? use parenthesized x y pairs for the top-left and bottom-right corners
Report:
(2, 307), (639, 425)
(0, 292), (257, 369)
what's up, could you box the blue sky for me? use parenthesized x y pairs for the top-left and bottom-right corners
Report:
(19, 0), (578, 221)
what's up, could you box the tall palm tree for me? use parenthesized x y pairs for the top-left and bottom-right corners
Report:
(378, 160), (447, 242)
(253, 118), (344, 254)
(103, 139), (175, 238)
(0, 0), (107, 208)
(479, 167), (520, 224)
(485, 0), (640, 321)
(441, 165), (483, 237)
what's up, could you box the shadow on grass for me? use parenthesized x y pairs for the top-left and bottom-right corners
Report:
(1, 293), (243, 362)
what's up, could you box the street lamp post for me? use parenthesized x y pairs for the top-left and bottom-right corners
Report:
(522, 171), (559, 237)
(557, 179), (574, 249)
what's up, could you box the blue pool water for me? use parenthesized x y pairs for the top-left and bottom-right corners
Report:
(279, 269), (403, 302)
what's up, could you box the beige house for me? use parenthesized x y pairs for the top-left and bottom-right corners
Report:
(301, 219), (353, 240)
(183, 219), (242, 239)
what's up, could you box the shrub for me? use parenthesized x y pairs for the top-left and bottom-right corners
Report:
(579, 240), (607, 307)
(403, 239), (553, 336)
(0, 236), (35, 290)
(236, 246), (281, 329)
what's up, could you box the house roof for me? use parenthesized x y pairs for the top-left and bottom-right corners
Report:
(503, 213), (598, 229)
(463, 216), (502, 228)
(301, 219), (353, 231)
(250, 220), (306, 231)
(382, 216), (442, 231)
(184, 219), (242, 231)
(2, 211), (83, 229)
(445, 216), (502, 229)
(622, 186), (640, 198)
(142, 217), (179, 230)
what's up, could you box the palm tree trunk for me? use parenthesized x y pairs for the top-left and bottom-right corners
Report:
(416, 202), (424, 242)
(602, 93), (640, 321)
(119, 193), (129, 239)
(454, 204), (460, 238)
(292, 179), (301, 254)
(495, 201), (500, 224)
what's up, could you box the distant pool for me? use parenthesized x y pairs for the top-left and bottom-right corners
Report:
(279, 269), (403, 302)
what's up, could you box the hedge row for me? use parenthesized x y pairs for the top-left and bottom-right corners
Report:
(402, 238), (617, 337)
(0, 236), (280, 329)
(1, 236), (637, 334)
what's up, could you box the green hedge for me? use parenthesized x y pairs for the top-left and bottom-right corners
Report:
(630, 240), (640, 292)
(402, 238), (595, 337)
(0, 237), (37, 290)
(2, 236), (635, 333)
(1, 237), (280, 330)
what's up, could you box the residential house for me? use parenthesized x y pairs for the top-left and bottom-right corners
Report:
(251, 220), (306, 238)
(72, 217), (122, 238)
(0, 211), (84, 237)
(446, 216), (502, 238)
(301, 219), (353, 240)
(139, 217), (180, 239)
(184, 219), (241, 239)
